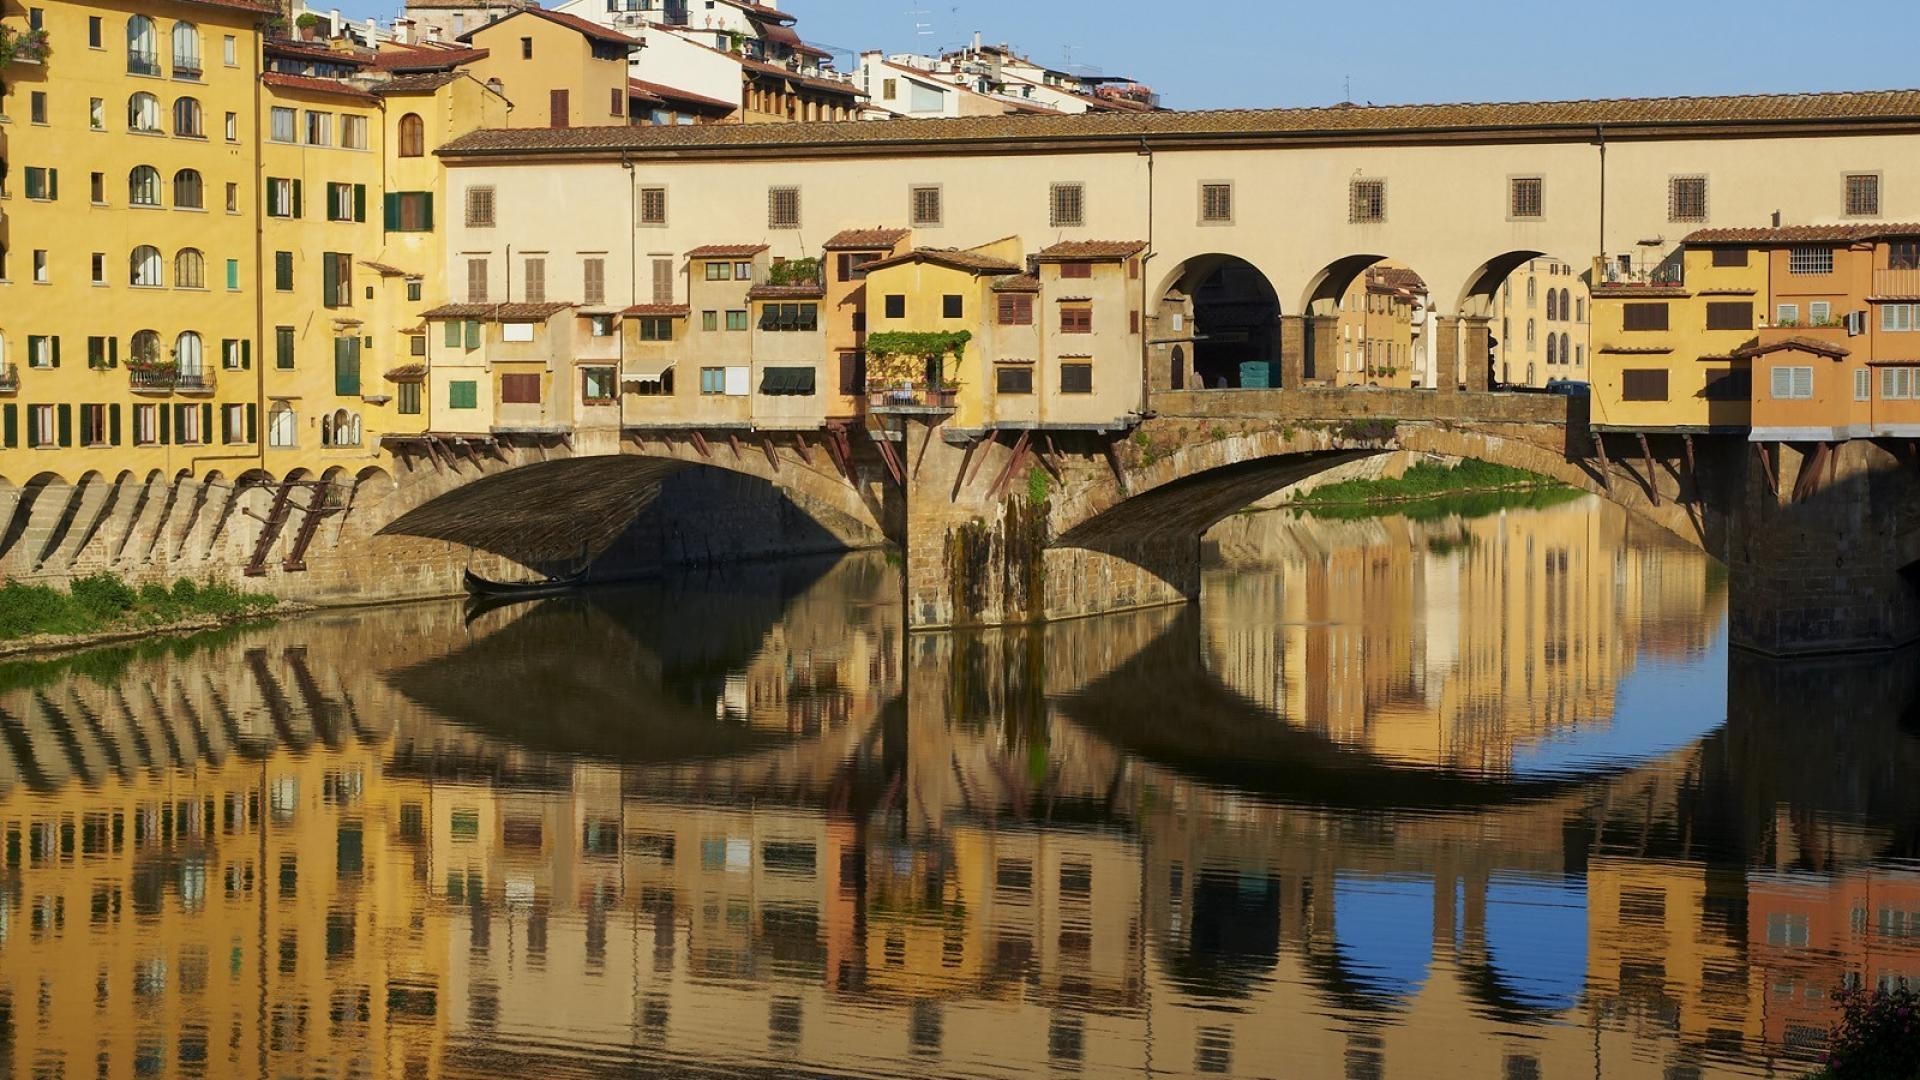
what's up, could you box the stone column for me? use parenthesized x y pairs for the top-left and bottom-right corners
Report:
(1308, 314), (1339, 385)
(1278, 314), (1307, 390)
(1433, 316), (1460, 393)
(1461, 316), (1492, 393)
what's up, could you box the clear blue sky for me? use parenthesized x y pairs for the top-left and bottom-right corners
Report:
(337, 0), (1920, 110)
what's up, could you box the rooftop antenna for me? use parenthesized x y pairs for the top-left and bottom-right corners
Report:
(906, 6), (932, 36)
(1343, 74), (1351, 102)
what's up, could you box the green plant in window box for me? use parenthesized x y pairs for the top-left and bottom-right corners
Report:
(766, 257), (821, 287)
(0, 24), (50, 67)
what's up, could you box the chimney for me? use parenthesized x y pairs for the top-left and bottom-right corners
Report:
(426, 23), (442, 41)
(972, 30), (981, 54)
(329, 7), (341, 36)
(394, 15), (413, 43)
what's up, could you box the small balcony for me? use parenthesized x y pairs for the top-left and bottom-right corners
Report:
(128, 366), (215, 393)
(869, 384), (956, 412)
(0, 364), (18, 393)
(1873, 267), (1920, 299)
(171, 53), (202, 79)
(127, 50), (161, 76)
(6, 25), (49, 65)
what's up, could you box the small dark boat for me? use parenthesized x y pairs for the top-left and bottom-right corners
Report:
(462, 567), (587, 599)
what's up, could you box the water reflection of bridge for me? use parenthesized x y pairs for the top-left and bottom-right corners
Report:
(2, 524), (1918, 1078)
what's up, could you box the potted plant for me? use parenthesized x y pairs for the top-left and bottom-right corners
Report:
(295, 12), (324, 40)
(0, 24), (50, 66)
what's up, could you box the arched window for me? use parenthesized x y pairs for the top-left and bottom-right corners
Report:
(130, 245), (164, 287)
(174, 248), (205, 289)
(130, 330), (162, 366)
(1526, 318), (1536, 346)
(269, 402), (297, 448)
(171, 21), (201, 75)
(172, 97), (203, 137)
(174, 332), (204, 377)
(127, 15), (159, 75)
(1545, 290), (1557, 320)
(173, 169), (203, 209)
(398, 113), (425, 158)
(1558, 289), (1571, 321)
(1526, 278), (1537, 306)
(1560, 333), (1571, 366)
(1546, 335), (1557, 365)
(129, 166), (162, 206)
(128, 92), (162, 132)
(324, 410), (361, 447)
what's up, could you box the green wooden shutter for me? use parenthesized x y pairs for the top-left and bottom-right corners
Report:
(464, 320), (480, 349)
(47, 168), (57, 200)
(353, 184), (366, 223)
(50, 336), (61, 368)
(444, 321), (460, 348)
(2, 404), (16, 448)
(421, 193), (433, 231)
(322, 255), (339, 309)
(109, 404), (122, 446)
(57, 403), (72, 447)
(334, 337), (361, 396)
(242, 340), (252, 369)
(266, 178), (281, 217)
(292, 179), (303, 218)
(202, 403), (213, 439)
(246, 404), (257, 444)
(159, 402), (171, 444)
(383, 192), (400, 231)
(109, 337), (119, 367)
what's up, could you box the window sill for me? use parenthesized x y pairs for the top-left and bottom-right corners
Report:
(173, 133), (208, 142)
(128, 128), (167, 137)
(128, 203), (166, 211)
(92, 200), (110, 208)
(93, 281), (109, 288)
(176, 286), (208, 292)
(176, 206), (208, 213)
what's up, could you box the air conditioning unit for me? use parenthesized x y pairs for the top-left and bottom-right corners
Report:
(1846, 310), (1867, 336)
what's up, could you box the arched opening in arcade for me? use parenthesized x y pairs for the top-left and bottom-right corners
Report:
(1460, 250), (1598, 391)
(1153, 254), (1282, 391)
(1300, 256), (1434, 389)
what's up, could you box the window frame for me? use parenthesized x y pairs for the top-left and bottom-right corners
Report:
(1048, 182), (1086, 229)
(1508, 175), (1543, 220)
(1349, 178), (1386, 224)
(1668, 174), (1709, 223)
(1843, 172), (1882, 218)
(1198, 181), (1233, 225)
(909, 184), (942, 227)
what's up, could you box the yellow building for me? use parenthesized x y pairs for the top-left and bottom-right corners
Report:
(1489, 258), (1591, 388)
(0, 0), (263, 477)
(1334, 264), (1423, 389)
(861, 240), (1025, 429)
(458, 8), (636, 130)
(1589, 244), (1764, 431)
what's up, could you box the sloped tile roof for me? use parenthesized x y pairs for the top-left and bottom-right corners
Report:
(864, 248), (1024, 276)
(375, 71), (465, 94)
(359, 260), (412, 276)
(261, 72), (379, 103)
(460, 8), (639, 47)
(265, 38), (374, 67)
(824, 227), (911, 251)
(1036, 240), (1145, 261)
(420, 302), (573, 321)
(628, 77), (737, 112)
(384, 363), (428, 381)
(622, 304), (689, 316)
(747, 282), (826, 300)
(374, 45), (488, 72)
(439, 89), (1920, 158)
(1734, 335), (1852, 359)
(1684, 223), (1920, 245)
(991, 274), (1042, 292)
(687, 244), (770, 258)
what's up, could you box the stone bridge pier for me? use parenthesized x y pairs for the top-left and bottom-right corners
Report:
(894, 389), (1920, 657)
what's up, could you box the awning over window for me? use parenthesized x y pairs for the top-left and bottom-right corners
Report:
(625, 361), (675, 381)
(760, 366), (816, 395)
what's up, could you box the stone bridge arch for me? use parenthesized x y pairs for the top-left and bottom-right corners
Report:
(1148, 250), (1287, 391)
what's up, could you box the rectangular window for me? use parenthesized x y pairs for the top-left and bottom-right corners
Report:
(1059, 362), (1093, 395)
(725, 310), (749, 332)
(89, 14), (102, 47)
(1200, 182), (1233, 224)
(759, 366), (816, 396)
(1777, 303), (1800, 326)
(1883, 304), (1915, 332)
(997, 294), (1033, 325)
(734, 261), (752, 280)
(32, 250), (48, 283)
(1620, 369), (1670, 401)
(27, 335), (57, 368)
(1883, 367), (1916, 400)
(23, 167), (54, 201)
(836, 252), (878, 282)
(275, 326), (296, 369)
(467, 259), (489, 303)
(224, 35), (236, 66)
(223, 404), (249, 444)
(341, 115), (368, 150)
(1771, 366), (1814, 400)
(1669, 175), (1708, 222)
(87, 336), (113, 368)
(1890, 243), (1920, 271)
(28, 91), (45, 125)
(226, 182), (239, 213)
(1789, 247), (1834, 275)
(465, 186), (496, 227)
(995, 365), (1033, 395)
(270, 107), (296, 143)
(321, 252), (352, 308)
(224, 111), (237, 141)
(333, 337), (361, 396)
(639, 187), (666, 225)
(581, 367), (617, 405)
(523, 257), (545, 303)
(1705, 302), (1752, 331)
(221, 339), (245, 370)
(705, 261), (731, 281)
(266, 177), (296, 218)
(274, 251), (294, 292)
(327, 182), (356, 222)
(884, 294), (905, 319)
(397, 381), (422, 415)
(407, 279), (423, 302)
(388, 191), (433, 232)
(176, 404), (203, 445)
(28, 405), (57, 448)
(79, 404), (108, 446)
(1049, 182), (1085, 228)
(583, 257), (605, 306)
(133, 404), (159, 446)
(942, 295), (963, 319)
(1622, 303), (1670, 331)
(448, 380), (478, 409)
(500, 373), (541, 404)
(838, 352), (866, 395)
(1856, 366), (1873, 401)
(1349, 178), (1386, 223)
(701, 310), (718, 332)
(91, 97), (105, 129)
(1060, 305), (1093, 334)
(304, 110), (332, 146)
(1845, 173), (1881, 217)
(758, 304), (817, 332)
(699, 367), (726, 395)
(1810, 301), (1832, 326)
(910, 185), (942, 227)
(767, 186), (800, 229)
(638, 317), (674, 341)
(1711, 247), (1749, 267)
(1509, 176), (1543, 218)
(1060, 261), (1092, 280)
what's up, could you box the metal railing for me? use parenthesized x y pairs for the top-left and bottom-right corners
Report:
(0, 364), (17, 392)
(869, 386), (956, 410)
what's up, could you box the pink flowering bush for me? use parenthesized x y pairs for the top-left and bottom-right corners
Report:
(1822, 987), (1920, 1079)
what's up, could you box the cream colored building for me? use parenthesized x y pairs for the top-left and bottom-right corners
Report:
(1489, 257), (1592, 388)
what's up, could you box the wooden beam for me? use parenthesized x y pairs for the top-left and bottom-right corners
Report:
(950, 439), (977, 502)
(823, 426), (850, 480)
(1794, 442), (1831, 503)
(760, 435), (780, 472)
(727, 433), (744, 461)
(1103, 438), (1130, 494)
(875, 434), (905, 486)
(1636, 433), (1661, 507)
(1755, 442), (1780, 498)
(689, 430), (712, 458)
(793, 434), (814, 465)
(1681, 433), (1698, 505)
(1592, 433), (1612, 493)
(986, 430), (1033, 503)
(1035, 433), (1065, 484)
(963, 433), (996, 489)
(910, 420), (934, 480)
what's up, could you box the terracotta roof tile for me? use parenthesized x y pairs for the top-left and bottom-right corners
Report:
(991, 274), (1041, 292)
(359, 260), (412, 276)
(687, 243), (770, 258)
(461, 8), (640, 47)
(261, 72), (379, 103)
(178, 0), (276, 13)
(1684, 223), (1920, 245)
(375, 45), (488, 71)
(740, 56), (863, 100)
(384, 363), (428, 381)
(439, 89), (1920, 158)
(718, 0), (796, 24)
(420, 302), (573, 321)
(824, 227), (911, 251)
(628, 77), (737, 112)
(747, 282), (826, 300)
(1036, 240), (1145, 261)
(864, 247), (1024, 276)
(375, 71), (465, 94)
(1734, 335), (1852, 359)
(622, 304), (689, 316)
(265, 39), (374, 67)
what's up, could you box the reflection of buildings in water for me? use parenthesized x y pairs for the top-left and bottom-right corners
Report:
(1746, 869), (1920, 1054)
(1200, 495), (1723, 773)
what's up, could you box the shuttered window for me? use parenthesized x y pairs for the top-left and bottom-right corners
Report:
(1622, 303), (1669, 331)
(1770, 366), (1814, 400)
(466, 259), (488, 304)
(1620, 369), (1669, 401)
(1705, 302), (1753, 331)
(1711, 247), (1748, 267)
(333, 338), (361, 396)
(838, 352), (865, 395)
(1881, 367), (1916, 400)
(448, 380), (478, 409)
(995, 366), (1033, 395)
(523, 257), (545, 303)
(997, 294), (1033, 325)
(651, 258), (674, 304)
(385, 191), (432, 232)
(1060, 305), (1092, 334)
(500, 373), (541, 403)
(1060, 262), (1092, 280)
(583, 258), (605, 306)
(1059, 362), (1093, 394)
(275, 326), (295, 369)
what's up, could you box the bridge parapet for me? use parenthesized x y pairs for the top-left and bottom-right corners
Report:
(1150, 387), (1580, 427)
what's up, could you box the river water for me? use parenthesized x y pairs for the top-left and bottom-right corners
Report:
(1, 493), (1916, 1080)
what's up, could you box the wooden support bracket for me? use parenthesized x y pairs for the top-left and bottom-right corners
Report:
(727, 433), (744, 461)
(689, 430), (712, 458)
(950, 439), (977, 502)
(1681, 433), (1698, 505)
(760, 435), (780, 473)
(875, 434), (905, 487)
(1592, 433), (1613, 493)
(1103, 438), (1130, 494)
(1035, 433), (1065, 484)
(1636, 433), (1661, 507)
(986, 430), (1033, 503)
(1755, 442), (1780, 498)
(794, 434), (815, 465)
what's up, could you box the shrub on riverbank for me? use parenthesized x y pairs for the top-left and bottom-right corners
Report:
(1288, 458), (1562, 507)
(0, 573), (275, 641)
(1809, 987), (1920, 1079)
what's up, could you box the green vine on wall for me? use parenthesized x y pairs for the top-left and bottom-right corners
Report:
(863, 330), (972, 386)
(767, 257), (821, 287)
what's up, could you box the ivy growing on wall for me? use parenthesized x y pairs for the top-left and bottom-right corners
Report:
(863, 330), (972, 386)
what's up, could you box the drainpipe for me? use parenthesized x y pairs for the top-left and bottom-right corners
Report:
(622, 151), (637, 305)
(250, 22), (268, 478)
(1594, 124), (1607, 274)
(1137, 136), (1154, 418)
